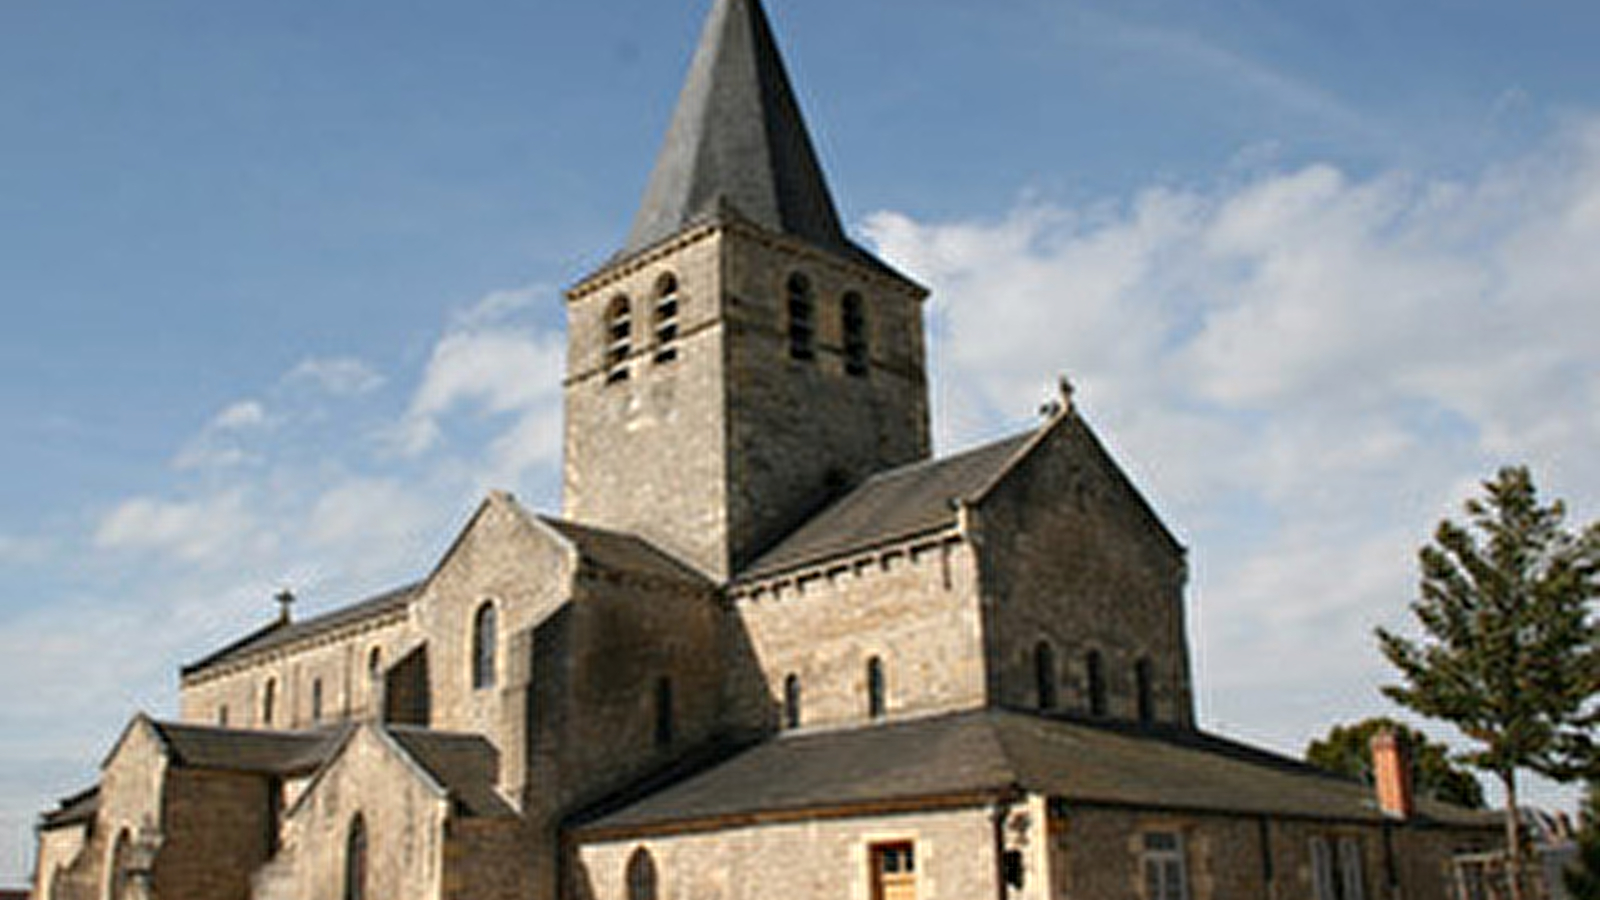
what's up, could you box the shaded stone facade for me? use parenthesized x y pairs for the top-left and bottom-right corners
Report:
(32, 1), (1500, 899)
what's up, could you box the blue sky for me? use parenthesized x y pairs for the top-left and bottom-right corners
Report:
(4, 0), (1600, 885)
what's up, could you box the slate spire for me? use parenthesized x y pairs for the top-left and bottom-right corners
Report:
(622, 0), (859, 262)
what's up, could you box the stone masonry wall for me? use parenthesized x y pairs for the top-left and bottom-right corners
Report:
(721, 226), (931, 575)
(152, 769), (272, 900)
(1050, 803), (1496, 900)
(276, 727), (448, 900)
(977, 414), (1194, 726)
(416, 494), (574, 767)
(563, 230), (731, 579)
(575, 806), (998, 900)
(726, 537), (987, 735)
(31, 824), (87, 900)
(179, 615), (415, 731)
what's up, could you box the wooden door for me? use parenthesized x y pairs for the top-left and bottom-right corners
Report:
(871, 843), (917, 900)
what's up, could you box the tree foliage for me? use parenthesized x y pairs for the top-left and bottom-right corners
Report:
(1377, 466), (1600, 899)
(1377, 466), (1599, 779)
(1567, 782), (1600, 900)
(1305, 717), (1485, 809)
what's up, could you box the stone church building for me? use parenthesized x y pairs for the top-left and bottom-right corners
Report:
(32, 1), (1499, 898)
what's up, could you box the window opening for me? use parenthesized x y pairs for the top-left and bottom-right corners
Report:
(345, 814), (368, 900)
(218, 705), (229, 727)
(783, 674), (801, 730)
(1086, 650), (1107, 717)
(626, 848), (658, 900)
(472, 602), (497, 690)
(1136, 657), (1155, 724)
(606, 295), (633, 383)
(867, 656), (886, 720)
(1035, 641), (1058, 711)
(311, 678), (324, 724)
(870, 842), (916, 900)
(653, 274), (681, 364)
(842, 291), (868, 376)
(263, 678), (277, 727)
(1338, 837), (1366, 900)
(787, 274), (814, 361)
(1142, 832), (1189, 900)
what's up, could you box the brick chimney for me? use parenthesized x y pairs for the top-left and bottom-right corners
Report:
(1370, 728), (1415, 819)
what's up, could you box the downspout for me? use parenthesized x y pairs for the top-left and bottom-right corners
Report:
(992, 793), (1015, 900)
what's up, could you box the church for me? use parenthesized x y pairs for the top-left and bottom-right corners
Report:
(32, 1), (1499, 898)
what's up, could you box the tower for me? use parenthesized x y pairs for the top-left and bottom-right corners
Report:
(562, 0), (931, 581)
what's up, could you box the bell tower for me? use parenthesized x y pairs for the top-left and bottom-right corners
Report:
(562, 0), (931, 581)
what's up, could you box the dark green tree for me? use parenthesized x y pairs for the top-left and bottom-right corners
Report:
(1305, 717), (1485, 809)
(1569, 782), (1600, 900)
(1377, 466), (1600, 900)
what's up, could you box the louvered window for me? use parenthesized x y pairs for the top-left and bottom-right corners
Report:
(606, 295), (633, 384)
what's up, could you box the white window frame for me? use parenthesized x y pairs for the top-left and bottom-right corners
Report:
(1141, 831), (1189, 900)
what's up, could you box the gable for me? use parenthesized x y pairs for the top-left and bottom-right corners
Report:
(975, 410), (1184, 566)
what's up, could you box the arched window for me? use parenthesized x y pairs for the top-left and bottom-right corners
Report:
(472, 602), (497, 690)
(217, 705), (229, 727)
(653, 274), (681, 364)
(344, 814), (368, 900)
(1034, 641), (1058, 711)
(654, 676), (674, 748)
(626, 847), (658, 900)
(866, 656), (886, 720)
(1086, 651), (1107, 717)
(783, 674), (802, 730)
(368, 647), (382, 680)
(107, 828), (132, 900)
(787, 273), (814, 361)
(606, 295), (633, 384)
(262, 678), (278, 727)
(1136, 657), (1155, 724)
(842, 291), (868, 377)
(311, 678), (324, 724)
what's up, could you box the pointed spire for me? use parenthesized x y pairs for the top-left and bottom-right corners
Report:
(622, 0), (859, 262)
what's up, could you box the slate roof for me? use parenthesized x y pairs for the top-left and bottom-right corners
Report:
(576, 709), (1495, 836)
(620, 0), (891, 275)
(38, 786), (99, 831)
(181, 582), (422, 678)
(146, 719), (343, 776)
(737, 430), (1037, 580)
(540, 516), (711, 587)
(386, 727), (516, 818)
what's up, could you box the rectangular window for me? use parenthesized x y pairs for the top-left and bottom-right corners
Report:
(1141, 832), (1189, 900)
(870, 842), (916, 900)
(1338, 837), (1365, 900)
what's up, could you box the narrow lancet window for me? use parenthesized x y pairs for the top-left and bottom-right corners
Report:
(783, 674), (801, 730)
(263, 678), (278, 727)
(312, 678), (324, 724)
(867, 656), (886, 719)
(626, 848), (658, 900)
(345, 814), (368, 900)
(1086, 650), (1107, 717)
(1035, 641), (1058, 711)
(472, 602), (497, 690)
(842, 291), (868, 376)
(787, 273), (814, 361)
(653, 274), (681, 363)
(606, 295), (633, 383)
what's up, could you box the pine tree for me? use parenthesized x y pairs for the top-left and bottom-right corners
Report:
(1305, 717), (1485, 809)
(1569, 782), (1600, 900)
(1376, 466), (1600, 900)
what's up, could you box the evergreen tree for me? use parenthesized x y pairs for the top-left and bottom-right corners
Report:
(1306, 717), (1485, 809)
(1377, 466), (1600, 900)
(1569, 782), (1600, 900)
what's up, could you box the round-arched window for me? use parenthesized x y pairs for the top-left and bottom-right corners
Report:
(472, 602), (497, 690)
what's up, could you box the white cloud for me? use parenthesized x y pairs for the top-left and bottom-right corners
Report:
(866, 115), (1600, 805)
(93, 491), (265, 565)
(172, 400), (273, 470)
(286, 357), (386, 397)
